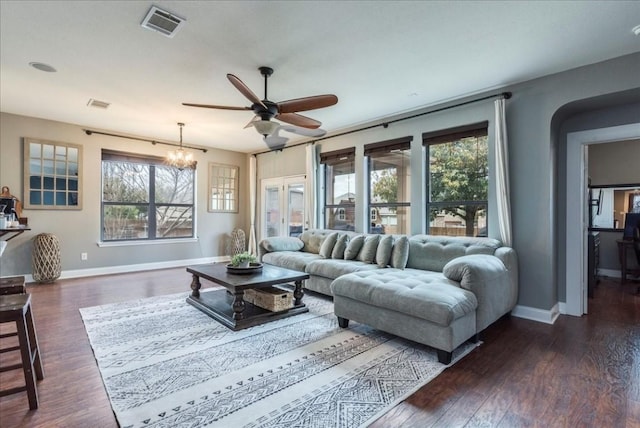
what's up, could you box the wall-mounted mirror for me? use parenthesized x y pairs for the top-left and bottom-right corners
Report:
(23, 138), (82, 210)
(590, 184), (640, 230)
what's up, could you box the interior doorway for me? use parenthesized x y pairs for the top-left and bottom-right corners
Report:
(566, 123), (640, 316)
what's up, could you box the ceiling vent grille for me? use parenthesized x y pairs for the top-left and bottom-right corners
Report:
(141, 6), (185, 38)
(87, 99), (110, 109)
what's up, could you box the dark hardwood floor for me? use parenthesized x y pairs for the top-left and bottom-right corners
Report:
(0, 270), (638, 427)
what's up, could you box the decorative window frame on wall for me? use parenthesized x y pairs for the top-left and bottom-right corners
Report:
(23, 138), (83, 210)
(208, 162), (239, 213)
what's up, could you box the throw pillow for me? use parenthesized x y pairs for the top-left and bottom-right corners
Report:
(357, 235), (380, 263)
(331, 234), (349, 259)
(344, 235), (365, 260)
(261, 237), (304, 252)
(390, 235), (409, 269)
(375, 234), (393, 267)
(319, 232), (339, 258)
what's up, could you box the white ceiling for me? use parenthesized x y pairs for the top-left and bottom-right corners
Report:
(1, 1), (639, 153)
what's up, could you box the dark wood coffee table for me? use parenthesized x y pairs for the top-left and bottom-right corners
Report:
(186, 263), (310, 330)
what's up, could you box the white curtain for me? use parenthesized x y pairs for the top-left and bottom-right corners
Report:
(305, 144), (318, 230)
(248, 155), (258, 255)
(494, 97), (512, 246)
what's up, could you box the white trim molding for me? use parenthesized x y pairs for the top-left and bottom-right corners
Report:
(512, 303), (560, 325)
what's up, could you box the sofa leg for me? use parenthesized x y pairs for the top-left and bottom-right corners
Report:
(437, 349), (452, 365)
(337, 317), (349, 328)
(469, 333), (481, 343)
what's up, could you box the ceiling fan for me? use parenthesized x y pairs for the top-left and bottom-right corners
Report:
(182, 66), (338, 141)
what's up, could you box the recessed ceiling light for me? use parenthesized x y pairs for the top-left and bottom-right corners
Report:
(29, 62), (57, 72)
(633, 25), (640, 36)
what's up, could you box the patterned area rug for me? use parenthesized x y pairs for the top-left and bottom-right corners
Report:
(80, 288), (477, 428)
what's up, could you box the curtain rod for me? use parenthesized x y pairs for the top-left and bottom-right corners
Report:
(83, 129), (209, 153)
(254, 91), (511, 156)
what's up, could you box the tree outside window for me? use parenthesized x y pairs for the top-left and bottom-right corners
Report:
(424, 124), (488, 237)
(102, 151), (195, 241)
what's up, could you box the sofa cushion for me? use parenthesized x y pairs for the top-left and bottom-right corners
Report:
(319, 232), (339, 258)
(375, 235), (393, 267)
(344, 235), (365, 260)
(299, 229), (337, 254)
(406, 235), (502, 272)
(331, 269), (477, 327)
(305, 258), (381, 280)
(390, 236), (409, 269)
(356, 235), (380, 263)
(261, 237), (304, 252)
(331, 234), (349, 259)
(261, 251), (321, 272)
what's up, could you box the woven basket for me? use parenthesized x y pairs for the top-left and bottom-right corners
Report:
(32, 233), (61, 283)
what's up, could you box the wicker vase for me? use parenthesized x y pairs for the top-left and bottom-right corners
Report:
(231, 228), (246, 256)
(32, 233), (61, 283)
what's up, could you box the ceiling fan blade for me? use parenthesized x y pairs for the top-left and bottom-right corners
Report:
(276, 112), (321, 129)
(279, 124), (327, 138)
(243, 115), (260, 129)
(182, 103), (250, 111)
(277, 94), (338, 114)
(227, 74), (267, 110)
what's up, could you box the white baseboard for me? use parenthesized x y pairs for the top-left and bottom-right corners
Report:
(24, 256), (230, 284)
(511, 302), (560, 325)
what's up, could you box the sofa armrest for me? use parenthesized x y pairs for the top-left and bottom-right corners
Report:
(258, 236), (304, 260)
(443, 254), (517, 332)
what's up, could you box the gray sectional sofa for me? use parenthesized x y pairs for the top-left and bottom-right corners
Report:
(258, 229), (518, 363)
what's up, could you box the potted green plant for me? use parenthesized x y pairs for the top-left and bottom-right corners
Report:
(231, 251), (257, 268)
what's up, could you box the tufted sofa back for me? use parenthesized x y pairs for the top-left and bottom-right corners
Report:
(406, 235), (503, 272)
(298, 229), (360, 254)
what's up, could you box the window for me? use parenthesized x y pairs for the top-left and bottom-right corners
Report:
(209, 163), (238, 212)
(321, 148), (356, 231)
(366, 137), (412, 234)
(101, 150), (195, 241)
(423, 122), (488, 237)
(24, 138), (82, 209)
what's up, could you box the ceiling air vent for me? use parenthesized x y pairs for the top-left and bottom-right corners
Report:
(141, 6), (185, 38)
(87, 99), (110, 109)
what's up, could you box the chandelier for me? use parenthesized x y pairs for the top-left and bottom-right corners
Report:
(166, 122), (195, 170)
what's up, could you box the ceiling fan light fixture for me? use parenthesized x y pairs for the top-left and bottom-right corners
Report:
(253, 120), (280, 137)
(166, 123), (195, 170)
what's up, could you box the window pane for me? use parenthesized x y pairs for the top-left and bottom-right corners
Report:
(155, 166), (194, 204)
(102, 161), (149, 203)
(103, 205), (149, 240)
(372, 206), (410, 235)
(288, 183), (304, 237)
(427, 133), (488, 236)
(156, 206), (193, 238)
(428, 204), (487, 237)
(429, 136), (488, 203)
(325, 162), (355, 205)
(325, 206), (355, 231)
(265, 185), (281, 237)
(369, 147), (411, 233)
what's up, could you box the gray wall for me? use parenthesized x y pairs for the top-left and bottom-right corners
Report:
(588, 139), (640, 185)
(255, 52), (640, 312)
(0, 113), (249, 276)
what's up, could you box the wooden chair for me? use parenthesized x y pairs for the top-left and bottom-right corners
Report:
(0, 293), (44, 409)
(0, 275), (27, 295)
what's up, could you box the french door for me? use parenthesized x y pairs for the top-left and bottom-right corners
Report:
(261, 176), (306, 239)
